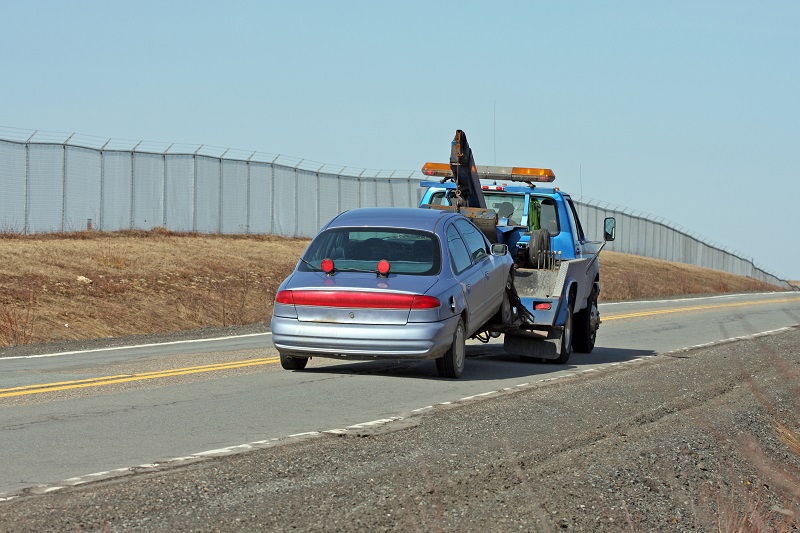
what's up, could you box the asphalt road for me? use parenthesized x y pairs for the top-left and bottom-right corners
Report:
(1, 291), (799, 501)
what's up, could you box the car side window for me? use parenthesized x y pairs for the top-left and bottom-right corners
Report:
(447, 224), (472, 274)
(454, 219), (488, 263)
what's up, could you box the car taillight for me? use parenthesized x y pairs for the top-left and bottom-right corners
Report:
(283, 290), (440, 309)
(275, 290), (295, 304)
(534, 302), (552, 310)
(410, 295), (441, 309)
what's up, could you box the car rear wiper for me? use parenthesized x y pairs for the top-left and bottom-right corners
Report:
(299, 257), (322, 272)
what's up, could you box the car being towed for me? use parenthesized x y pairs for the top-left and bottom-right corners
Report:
(270, 207), (514, 378)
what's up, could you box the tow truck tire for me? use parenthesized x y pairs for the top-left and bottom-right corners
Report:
(492, 271), (514, 325)
(550, 304), (573, 364)
(573, 287), (598, 353)
(527, 229), (551, 269)
(436, 318), (465, 378)
(280, 353), (309, 370)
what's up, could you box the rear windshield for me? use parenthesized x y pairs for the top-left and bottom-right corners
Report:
(300, 228), (441, 275)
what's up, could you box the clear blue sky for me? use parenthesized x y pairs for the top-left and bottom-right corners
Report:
(3, 1), (799, 280)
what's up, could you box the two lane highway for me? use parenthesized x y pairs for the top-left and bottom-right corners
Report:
(1, 291), (798, 498)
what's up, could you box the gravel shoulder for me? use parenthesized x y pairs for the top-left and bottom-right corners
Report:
(3, 328), (799, 532)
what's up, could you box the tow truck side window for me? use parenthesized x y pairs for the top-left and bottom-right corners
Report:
(565, 197), (586, 242)
(530, 197), (560, 236)
(428, 191), (448, 205)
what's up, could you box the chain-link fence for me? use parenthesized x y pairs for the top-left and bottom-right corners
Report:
(0, 128), (793, 289)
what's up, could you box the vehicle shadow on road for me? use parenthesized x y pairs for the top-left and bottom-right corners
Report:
(298, 344), (657, 381)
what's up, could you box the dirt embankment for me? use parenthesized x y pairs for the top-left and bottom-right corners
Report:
(0, 231), (783, 347)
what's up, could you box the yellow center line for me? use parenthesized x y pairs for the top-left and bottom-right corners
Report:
(0, 357), (280, 399)
(603, 296), (800, 321)
(3, 295), (798, 399)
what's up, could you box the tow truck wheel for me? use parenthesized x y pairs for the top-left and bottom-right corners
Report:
(526, 229), (551, 269)
(573, 287), (598, 353)
(492, 271), (514, 325)
(436, 318), (465, 378)
(280, 353), (309, 370)
(550, 304), (573, 364)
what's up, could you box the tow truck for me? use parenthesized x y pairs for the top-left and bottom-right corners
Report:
(420, 130), (616, 363)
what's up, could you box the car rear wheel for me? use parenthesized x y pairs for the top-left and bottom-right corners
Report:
(280, 353), (309, 370)
(436, 318), (465, 378)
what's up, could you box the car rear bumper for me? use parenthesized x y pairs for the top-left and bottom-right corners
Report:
(270, 315), (460, 360)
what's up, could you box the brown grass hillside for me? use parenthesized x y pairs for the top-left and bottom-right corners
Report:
(0, 231), (784, 347)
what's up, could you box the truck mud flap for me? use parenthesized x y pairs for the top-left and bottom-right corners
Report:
(503, 329), (563, 360)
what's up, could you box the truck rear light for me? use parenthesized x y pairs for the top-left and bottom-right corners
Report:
(280, 290), (440, 310)
(534, 302), (551, 310)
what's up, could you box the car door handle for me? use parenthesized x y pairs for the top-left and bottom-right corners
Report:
(484, 271), (490, 280)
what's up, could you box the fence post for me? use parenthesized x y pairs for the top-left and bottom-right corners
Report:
(246, 151), (255, 234)
(130, 141), (141, 228)
(163, 144), (172, 228)
(219, 149), (229, 234)
(62, 133), (75, 231)
(24, 131), (35, 234)
(192, 145), (202, 232)
(99, 139), (109, 231)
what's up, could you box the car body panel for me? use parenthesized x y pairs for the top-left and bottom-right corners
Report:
(270, 207), (513, 361)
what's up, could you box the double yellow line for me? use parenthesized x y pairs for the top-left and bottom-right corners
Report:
(3, 295), (798, 399)
(603, 296), (800, 321)
(0, 357), (279, 399)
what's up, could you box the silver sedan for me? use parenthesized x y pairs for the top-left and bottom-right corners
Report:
(271, 207), (514, 378)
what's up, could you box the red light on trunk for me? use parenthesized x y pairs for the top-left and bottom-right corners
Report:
(321, 258), (335, 273)
(377, 260), (390, 275)
(534, 302), (551, 310)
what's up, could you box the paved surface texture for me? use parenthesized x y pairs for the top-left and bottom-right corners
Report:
(2, 327), (798, 532)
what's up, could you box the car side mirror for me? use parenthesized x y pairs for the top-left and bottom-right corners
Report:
(491, 243), (508, 256)
(603, 217), (616, 242)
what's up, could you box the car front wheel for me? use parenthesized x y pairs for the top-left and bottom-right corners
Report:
(436, 318), (465, 378)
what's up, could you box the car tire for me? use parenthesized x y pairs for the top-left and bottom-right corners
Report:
(527, 229), (551, 269)
(549, 303), (573, 364)
(573, 287), (598, 353)
(280, 353), (309, 370)
(436, 318), (465, 378)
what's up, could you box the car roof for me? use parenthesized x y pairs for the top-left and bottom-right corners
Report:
(326, 207), (454, 232)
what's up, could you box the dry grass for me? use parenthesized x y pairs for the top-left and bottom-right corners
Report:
(599, 250), (781, 301)
(0, 233), (786, 347)
(0, 229), (307, 345)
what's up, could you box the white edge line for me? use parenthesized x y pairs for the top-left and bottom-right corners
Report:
(0, 332), (273, 361)
(3, 325), (795, 501)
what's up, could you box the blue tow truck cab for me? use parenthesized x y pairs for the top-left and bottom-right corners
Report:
(419, 130), (616, 364)
(419, 180), (587, 263)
